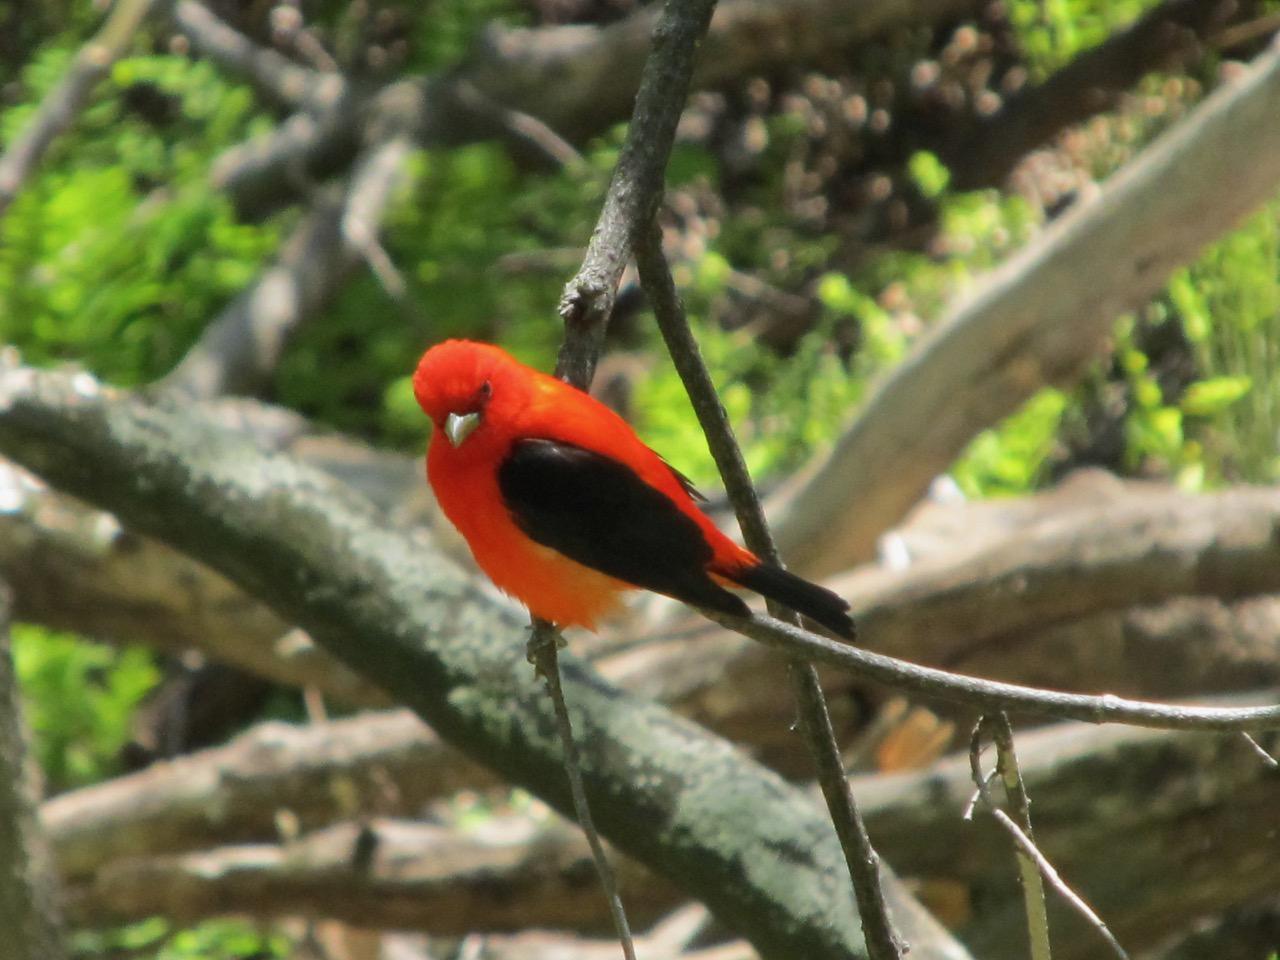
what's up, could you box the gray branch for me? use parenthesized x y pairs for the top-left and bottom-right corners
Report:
(769, 36), (1280, 577)
(0, 362), (957, 960)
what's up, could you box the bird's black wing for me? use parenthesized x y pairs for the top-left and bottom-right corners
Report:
(497, 438), (748, 617)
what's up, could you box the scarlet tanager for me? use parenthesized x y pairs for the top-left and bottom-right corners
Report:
(413, 339), (855, 638)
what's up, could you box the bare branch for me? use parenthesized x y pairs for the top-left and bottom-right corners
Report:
(554, 0), (718, 387)
(163, 135), (410, 398)
(970, 716), (1051, 960)
(0, 0), (164, 220)
(770, 37), (1280, 577)
(636, 223), (904, 960)
(172, 0), (344, 113)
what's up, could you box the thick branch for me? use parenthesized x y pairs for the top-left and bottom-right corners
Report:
(0, 591), (67, 959)
(164, 136), (410, 397)
(0, 0), (164, 219)
(0, 364), (936, 960)
(946, 0), (1238, 189)
(770, 37), (1280, 577)
(63, 817), (677, 933)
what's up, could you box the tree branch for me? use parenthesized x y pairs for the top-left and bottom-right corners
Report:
(0, 0), (164, 220)
(636, 224), (904, 959)
(946, 0), (1238, 189)
(769, 36), (1280, 577)
(163, 135), (410, 398)
(0, 590), (67, 960)
(0, 363), (937, 960)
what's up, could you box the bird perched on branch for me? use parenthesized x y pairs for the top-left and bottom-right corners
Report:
(413, 339), (855, 639)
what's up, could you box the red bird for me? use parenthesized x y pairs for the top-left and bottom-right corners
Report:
(413, 339), (854, 638)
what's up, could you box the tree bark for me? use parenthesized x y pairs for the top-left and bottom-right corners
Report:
(0, 364), (967, 960)
(0, 589), (67, 960)
(768, 39), (1280, 577)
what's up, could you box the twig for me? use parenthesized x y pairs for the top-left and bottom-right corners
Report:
(526, 621), (636, 960)
(635, 223), (903, 959)
(704, 608), (1280, 732)
(164, 136), (411, 398)
(0, 0), (164, 220)
(173, 0), (343, 112)
(973, 716), (1051, 960)
(553, 0), (719, 388)
(969, 718), (1130, 960)
(1240, 731), (1280, 768)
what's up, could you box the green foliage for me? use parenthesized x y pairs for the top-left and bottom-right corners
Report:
(1165, 201), (1280, 483)
(953, 390), (1068, 497)
(0, 52), (280, 384)
(284, 139), (610, 443)
(1007, 0), (1164, 77)
(74, 919), (288, 960)
(13, 625), (158, 792)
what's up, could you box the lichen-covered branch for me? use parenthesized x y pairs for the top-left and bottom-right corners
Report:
(0, 363), (920, 960)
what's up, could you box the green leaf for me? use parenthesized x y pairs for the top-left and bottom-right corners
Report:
(1180, 376), (1253, 416)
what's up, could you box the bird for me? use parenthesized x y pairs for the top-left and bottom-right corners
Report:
(413, 339), (855, 639)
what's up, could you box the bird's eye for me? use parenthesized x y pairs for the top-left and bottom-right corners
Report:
(479, 380), (492, 400)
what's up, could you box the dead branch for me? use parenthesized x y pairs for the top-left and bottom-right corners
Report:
(42, 710), (492, 880)
(171, 0), (343, 112)
(768, 37), (1280, 578)
(0, 0), (164, 219)
(62, 816), (678, 934)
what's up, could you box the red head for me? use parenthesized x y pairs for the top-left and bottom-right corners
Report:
(413, 340), (543, 461)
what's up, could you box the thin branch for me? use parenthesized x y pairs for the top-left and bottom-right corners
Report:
(703, 608), (1280, 732)
(534, 0), (722, 955)
(1240, 732), (1280, 768)
(635, 223), (903, 959)
(553, 0), (719, 387)
(527, 623), (635, 960)
(172, 0), (343, 113)
(973, 716), (1051, 960)
(769, 36), (1280, 577)
(0, 0), (164, 220)
(968, 720), (1129, 960)
(163, 135), (410, 398)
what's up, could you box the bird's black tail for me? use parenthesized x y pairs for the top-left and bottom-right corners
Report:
(729, 562), (857, 642)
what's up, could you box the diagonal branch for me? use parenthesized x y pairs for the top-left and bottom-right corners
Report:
(0, 363), (970, 960)
(0, 0), (165, 220)
(770, 36), (1280, 578)
(162, 135), (411, 398)
(636, 224), (904, 959)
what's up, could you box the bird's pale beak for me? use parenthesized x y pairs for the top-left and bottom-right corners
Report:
(444, 411), (481, 447)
